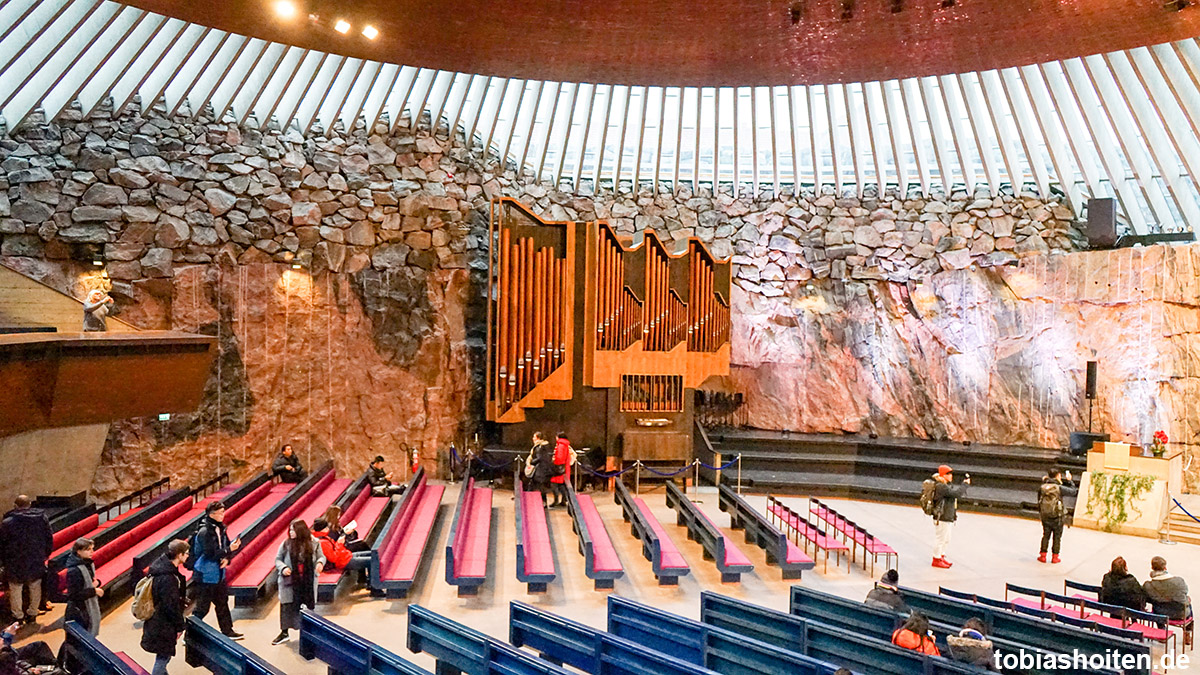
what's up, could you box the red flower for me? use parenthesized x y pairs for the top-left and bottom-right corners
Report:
(1153, 430), (1169, 445)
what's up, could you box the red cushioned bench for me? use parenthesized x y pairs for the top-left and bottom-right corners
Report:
(370, 468), (445, 599)
(664, 481), (751, 583)
(613, 479), (689, 586)
(717, 484), (813, 580)
(227, 465), (349, 606)
(315, 471), (396, 602)
(55, 489), (191, 599)
(810, 498), (897, 576)
(767, 496), (847, 573)
(566, 482), (623, 590)
(1006, 583), (1176, 653)
(515, 467), (555, 593)
(444, 476), (492, 596)
(116, 652), (150, 674)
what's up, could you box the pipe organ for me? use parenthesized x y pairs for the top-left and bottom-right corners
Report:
(488, 199), (731, 463)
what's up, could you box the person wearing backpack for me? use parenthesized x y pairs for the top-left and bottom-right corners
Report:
(63, 538), (102, 637)
(929, 465), (969, 568)
(548, 432), (573, 508)
(188, 501), (242, 640)
(140, 540), (190, 675)
(1037, 468), (1076, 564)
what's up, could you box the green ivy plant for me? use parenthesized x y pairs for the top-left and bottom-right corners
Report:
(1086, 471), (1157, 532)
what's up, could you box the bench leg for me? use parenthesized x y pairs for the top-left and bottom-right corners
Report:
(435, 661), (463, 675)
(527, 582), (548, 593)
(658, 575), (679, 586)
(457, 585), (479, 598)
(782, 568), (803, 581)
(539, 653), (563, 666)
(720, 572), (741, 583)
(594, 578), (615, 590)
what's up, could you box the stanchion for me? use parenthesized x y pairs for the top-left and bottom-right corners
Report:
(635, 461), (641, 495)
(1160, 493), (1178, 545)
(448, 444), (457, 485)
(692, 460), (702, 503)
(736, 454), (742, 495)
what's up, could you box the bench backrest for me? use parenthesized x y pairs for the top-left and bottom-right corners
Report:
(665, 481), (726, 561)
(718, 484), (788, 558)
(376, 468), (428, 573)
(53, 508), (99, 550)
(408, 604), (569, 675)
(564, 481), (596, 569)
(299, 609), (431, 675)
(93, 491), (191, 567)
(510, 600), (713, 675)
(614, 479), (665, 572)
(63, 621), (143, 675)
(700, 592), (976, 675)
(608, 595), (836, 675)
(185, 616), (285, 675)
(225, 462), (334, 580)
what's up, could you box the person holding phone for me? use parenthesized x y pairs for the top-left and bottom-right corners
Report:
(931, 465), (969, 568)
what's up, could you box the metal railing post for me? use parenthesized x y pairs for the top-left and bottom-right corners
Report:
(635, 461), (641, 495)
(737, 454), (742, 495)
(693, 460), (701, 503)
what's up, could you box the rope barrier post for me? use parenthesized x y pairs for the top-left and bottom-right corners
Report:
(693, 460), (701, 503)
(635, 461), (641, 495)
(1160, 495), (1176, 545)
(737, 454), (742, 495)
(448, 444), (457, 485)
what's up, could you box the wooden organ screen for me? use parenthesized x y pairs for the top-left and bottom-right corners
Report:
(620, 375), (684, 412)
(643, 235), (687, 352)
(595, 225), (642, 351)
(487, 201), (572, 423)
(687, 241), (730, 352)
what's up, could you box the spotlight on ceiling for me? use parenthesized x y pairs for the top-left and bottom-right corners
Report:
(362, 24), (379, 40)
(273, 0), (297, 19)
(334, 19), (351, 34)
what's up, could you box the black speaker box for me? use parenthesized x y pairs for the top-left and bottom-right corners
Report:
(1087, 198), (1117, 249)
(1069, 431), (1110, 456)
(1085, 361), (1098, 400)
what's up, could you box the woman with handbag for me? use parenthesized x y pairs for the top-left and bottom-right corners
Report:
(271, 520), (325, 646)
(526, 432), (554, 503)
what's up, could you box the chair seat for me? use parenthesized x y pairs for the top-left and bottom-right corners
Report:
(785, 541), (813, 565)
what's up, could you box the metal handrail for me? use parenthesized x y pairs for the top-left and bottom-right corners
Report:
(98, 477), (170, 523)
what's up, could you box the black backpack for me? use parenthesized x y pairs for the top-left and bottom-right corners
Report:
(183, 525), (207, 571)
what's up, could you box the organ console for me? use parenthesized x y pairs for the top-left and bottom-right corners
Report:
(487, 198), (730, 463)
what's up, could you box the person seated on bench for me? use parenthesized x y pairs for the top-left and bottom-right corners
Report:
(946, 618), (996, 671)
(1, 622), (60, 675)
(1100, 556), (1146, 611)
(312, 519), (372, 572)
(272, 444), (306, 483)
(322, 506), (369, 553)
(367, 456), (404, 497)
(865, 569), (908, 614)
(1143, 556), (1192, 621)
(891, 612), (939, 656)
(64, 538), (102, 637)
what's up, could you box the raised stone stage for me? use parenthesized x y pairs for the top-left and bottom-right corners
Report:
(707, 428), (1086, 518)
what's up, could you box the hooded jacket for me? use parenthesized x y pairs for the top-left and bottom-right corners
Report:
(947, 630), (996, 670)
(64, 551), (102, 636)
(1143, 571), (1191, 620)
(0, 507), (52, 581)
(551, 438), (572, 485)
(192, 515), (233, 585)
(1100, 571), (1147, 611)
(274, 535), (326, 606)
(313, 529), (351, 570)
(891, 628), (940, 656)
(140, 555), (186, 657)
(865, 584), (908, 613)
(1037, 476), (1077, 522)
(932, 480), (966, 523)
(272, 451), (305, 482)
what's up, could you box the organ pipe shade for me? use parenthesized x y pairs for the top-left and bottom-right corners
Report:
(7, 0), (1200, 233)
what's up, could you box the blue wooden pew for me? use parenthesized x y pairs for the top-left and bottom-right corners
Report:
(891, 585), (1149, 675)
(184, 616), (285, 675)
(509, 600), (714, 675)
(407, 604), (570, 675)
(699, 592), (979, 675)
(606, 595), (841, 675)
(299, 609), (432, 675)
(717, 483), (813, 580)
(62, 621), (147, 675)
(789, 585), (1120, 675)
(665, 481), (753, 583)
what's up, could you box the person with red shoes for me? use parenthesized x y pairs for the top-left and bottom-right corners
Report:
(930, 465), (968, 568)
(1036, 468), (1076, 564)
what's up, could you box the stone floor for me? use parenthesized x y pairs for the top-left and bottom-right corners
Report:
(14, 482), (1200, 673)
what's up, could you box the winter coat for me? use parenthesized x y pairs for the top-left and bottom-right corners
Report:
(274, 536), (325, 606)
(1100, 571), (1147, 611)
(313, 530), (351, 570)
(891, 628), (940, 656)
(947, 631), (996, 670)
(529, 441), (554, 489)
(1143, 572), (1191, 620)
(192, 516), (233, 585)
(865, 584), (908, 613)
(64, 552), (102, 636)
(932, 481), (966, 523)
(0, 507), (52, 582)
(1037, 477), (1077, 523)
(551, 438), (572, 485)
(140, 555), (186, 657)
(272, 452), (305, 482)
(82, 299), (110, 332)
(367, 465), (391, 489)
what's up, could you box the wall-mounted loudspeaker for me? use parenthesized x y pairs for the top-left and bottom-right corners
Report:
(1085, 361), (1098, 400)
(1086, 198), (1117, 249)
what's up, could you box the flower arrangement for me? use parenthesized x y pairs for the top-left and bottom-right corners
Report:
(1150, 430), (1168, 458)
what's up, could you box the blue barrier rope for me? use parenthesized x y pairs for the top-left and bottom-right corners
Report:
(450, 446), (517, 471)
(697, 455), (741, 472)
(639, 462), (698, 477)
(1173, 498), (1200, 525)
(576, 463), (638, 478)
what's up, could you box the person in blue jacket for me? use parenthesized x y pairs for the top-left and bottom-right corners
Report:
(189, 501), (243, 640)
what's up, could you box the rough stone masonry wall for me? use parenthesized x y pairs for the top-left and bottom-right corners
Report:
(8, 96), (1183, 500)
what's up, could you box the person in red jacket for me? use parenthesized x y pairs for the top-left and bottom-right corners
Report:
(548, 432), (573, 508)
(891, 612), (940, 656)
(311, 519), (372, 571)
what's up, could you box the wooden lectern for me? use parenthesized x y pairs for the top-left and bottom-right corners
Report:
(1074, 441), (1182, 537)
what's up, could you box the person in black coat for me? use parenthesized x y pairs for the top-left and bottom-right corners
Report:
(271, 444), (306, 483)
(0, 496), (52, 625)
(1100, 556), (1147, 612)
(63, 538), (103, 637)
(141, 540), (190, 675)
(528, 432), (555, 502)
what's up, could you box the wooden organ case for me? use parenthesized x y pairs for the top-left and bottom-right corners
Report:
(487, 199), (730, 464)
